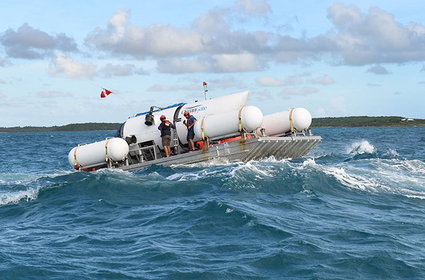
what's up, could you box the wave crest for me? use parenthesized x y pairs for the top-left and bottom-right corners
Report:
(347, 140), (376, 155)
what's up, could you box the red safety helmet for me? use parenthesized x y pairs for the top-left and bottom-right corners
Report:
(160, 115), (166, 120)
(184, 111), (190, 117)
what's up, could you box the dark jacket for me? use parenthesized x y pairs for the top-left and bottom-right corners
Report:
(158, 120), (175, 137)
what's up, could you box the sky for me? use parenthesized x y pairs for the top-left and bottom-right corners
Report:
(0, 0), (424, 127)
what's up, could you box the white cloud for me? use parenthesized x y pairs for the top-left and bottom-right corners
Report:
(157, 53), (265, 73)
(80, 3), (425, 74)
(157, 57), (209, 73)
(99, 63), (148, 77)
(318, 4), (425, 65)
(86, 10), (205, 58)
(212, 52), (264, 72)
(49, 52), (96, 79)
(0, 23), (77, 59)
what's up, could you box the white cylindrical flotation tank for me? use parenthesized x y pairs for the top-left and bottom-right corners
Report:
(258, 108), (312, 136)
(193, 106), (263, 140)
(68, 138), (129, 168)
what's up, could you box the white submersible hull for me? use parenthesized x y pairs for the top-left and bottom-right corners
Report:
(68, 91), (321, 171)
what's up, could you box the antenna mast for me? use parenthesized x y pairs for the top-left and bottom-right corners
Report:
(203, 81), (208, 100)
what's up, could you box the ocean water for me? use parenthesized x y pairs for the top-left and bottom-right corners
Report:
(1, 127), (425, 279)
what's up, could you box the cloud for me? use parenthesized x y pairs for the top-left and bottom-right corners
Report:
(157, 53), (266, 73)
(85, 8), (276, 73)
(84, 3), (425, 74)
(85, 10), (205, 58)
(37, 90), (72, 98)
(147, 76), (247, 92)
(0, 23), (77, 59)
(0, 57), (12, 67)
(49, 52), (96, 79)
(256, 76), (284, 87)
(281, 86), (319, 96)
(317, 4), (425, 65)
(99, 63), (148, 77)
(236, 0), (271, 16)
(205, 77), (248, 89)
(309, 75), (335, 85)
(212, 52), (265, 72)
(367, 65), (390, 75)
(156, 57), (208, 73)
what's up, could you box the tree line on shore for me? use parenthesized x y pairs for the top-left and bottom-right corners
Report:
(1, 117), (424, 132)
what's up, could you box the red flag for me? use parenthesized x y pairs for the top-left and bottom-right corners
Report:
(100, 88), (112, 98)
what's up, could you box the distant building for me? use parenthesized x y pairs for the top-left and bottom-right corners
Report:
(401, 118), (415, 122)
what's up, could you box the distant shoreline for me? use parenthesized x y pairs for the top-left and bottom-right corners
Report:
(312, 116), (425, 128)
(1, 117), (424, 132)
(0, 123), (121, 133)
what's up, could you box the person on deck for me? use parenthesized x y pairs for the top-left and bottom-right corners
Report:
(183, 111), (197, 151)
(158, 115), (175, 157)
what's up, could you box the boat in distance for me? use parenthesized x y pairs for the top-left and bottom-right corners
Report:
(68, 91), (321, 171)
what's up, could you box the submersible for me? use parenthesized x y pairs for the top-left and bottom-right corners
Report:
(68, 91), (321, 171)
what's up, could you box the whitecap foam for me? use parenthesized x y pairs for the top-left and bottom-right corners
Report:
(315, 156), (425, 200)
(403, 160), (425, 174)
(384, 149), (399, 158)
(230, 161), (273, 178)
(166, 166), (228, 181)
(302, 158), (317, 167)
(0, 187), (40, 206)
(322, 166), (381, 191)
(346, 140), (376, 155)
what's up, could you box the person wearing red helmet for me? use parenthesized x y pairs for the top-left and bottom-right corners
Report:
(183, 111), (197, 151)
(158, 115), (175, 157)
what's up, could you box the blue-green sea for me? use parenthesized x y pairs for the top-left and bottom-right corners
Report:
(1, 127), (425, 279)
